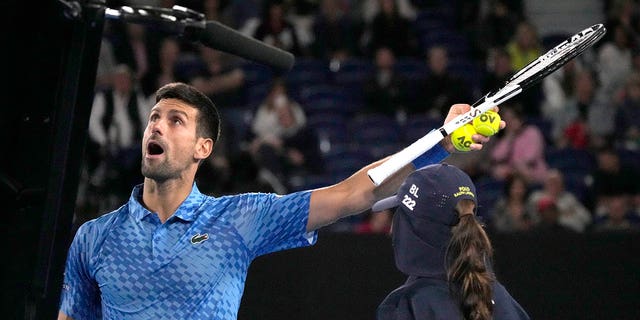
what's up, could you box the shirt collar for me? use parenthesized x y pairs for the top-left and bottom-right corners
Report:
(129, 183), (207, 222)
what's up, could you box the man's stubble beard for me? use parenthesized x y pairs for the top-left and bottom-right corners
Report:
(141, 157), (182, 182)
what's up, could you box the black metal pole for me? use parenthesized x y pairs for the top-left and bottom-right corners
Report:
(29, 1), (106, 319)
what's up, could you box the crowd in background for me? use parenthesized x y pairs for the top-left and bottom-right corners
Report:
(75, 0), (640, 236)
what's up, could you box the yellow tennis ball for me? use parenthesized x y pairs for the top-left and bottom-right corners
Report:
(472, 110), (501, 136)
(451, 123), (477, 152)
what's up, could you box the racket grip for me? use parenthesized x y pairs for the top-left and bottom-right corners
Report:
(367, 130), (443, 186)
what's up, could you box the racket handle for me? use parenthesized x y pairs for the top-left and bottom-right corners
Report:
(367, 129), (444, 186)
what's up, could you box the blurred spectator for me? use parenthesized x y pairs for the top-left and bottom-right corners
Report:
(482, 47), (514, 93)
(473, 0), (520, 61)
(364, 0), (418, 58)
(363, 47), (408, 117)
(359, 0), (417, 24)
(310, 0), (363, 61)
(614, 72), (640, 151)
(527, 169), (592, 233)
(505, 21), (543, 116)
(530, 196), (578, 234)
(506, 21), (541, 71)
(540, 60), (581, 132)
(592, 147), (640, 217)
(86, 64), (152, 211)
(109, 23), (162, 86)
(142, 37), (182, 97)
(200, 0), (236, 25)
(490, 103), (549, 184)
(544, 67), (600, 149)
(603, 0), (637, 45)
(95, 37), (118, 91)
(229, 0), (262, 30)
(189, 46), (246, 108)
(597, 21), (633, 98)
(354, 210), (392, 234)
(252, 0), (304, 56)
(490, 173), (536, 233)
(592, 194), (640, 232)
(413, 46), (470, 118)
(250, 78), (306, 140)
(248, 91), (324, 193)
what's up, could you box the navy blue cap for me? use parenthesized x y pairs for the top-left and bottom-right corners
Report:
(373, 163), (477, 277)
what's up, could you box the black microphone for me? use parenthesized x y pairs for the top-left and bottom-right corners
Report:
(185, 21), (295, 72)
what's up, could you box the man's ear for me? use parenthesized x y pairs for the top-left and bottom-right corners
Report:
(195, 137), (214, 161)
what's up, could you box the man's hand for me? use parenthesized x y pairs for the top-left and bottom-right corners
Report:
(441, 104), (506, 153)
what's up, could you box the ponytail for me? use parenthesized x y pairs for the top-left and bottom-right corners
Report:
(446, 214), (494, 320)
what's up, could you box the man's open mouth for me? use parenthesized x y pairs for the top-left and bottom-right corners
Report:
(147, 141), (165, 156)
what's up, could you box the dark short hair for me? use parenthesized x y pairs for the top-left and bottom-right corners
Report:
(154, 82), (220, 143)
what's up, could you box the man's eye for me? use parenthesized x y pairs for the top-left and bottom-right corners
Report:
(173, 118), (183, 125)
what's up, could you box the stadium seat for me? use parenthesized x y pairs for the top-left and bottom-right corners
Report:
(245, 82), (271, 109)
(401, 114), (443, 143)
(420, 30), (471, 59)
(299, 85), (361, 117)
(394, 57), (429, 82)
(545, 147), (596, 173)
(285, 58), (331, 93)
(330, 58), (374, 100)
(288, 174), (335, 192)
(617, 148), (640, 172)
(526, 116), (554, 145)
(323, 147), (373, 181)
(473, 175), (505, 221)
(306, 113), (349, 155)
(241, 62), (274, 87)
(414, 7), (455, 29)
(349, 114), (403, 159)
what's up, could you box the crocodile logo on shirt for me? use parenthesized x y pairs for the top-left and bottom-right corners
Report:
(190, 233), (209, 244)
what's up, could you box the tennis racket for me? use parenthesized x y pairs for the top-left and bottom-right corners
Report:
(367, 23), (606, 186)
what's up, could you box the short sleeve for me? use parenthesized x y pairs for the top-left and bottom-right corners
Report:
(232, 191), (317, 258)
(59, 223), (101, 319)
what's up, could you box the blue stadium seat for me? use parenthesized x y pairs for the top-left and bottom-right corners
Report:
(562, 170), (593, 204)
(473, 176), (505, 221)
(448, 58), (486, 98)
(414, 7), (455, 29)
(288, 174), (335, 192)
(299, 85), (362, 117)
(323, 147), (373, 181)
(241, 62), (274, 87)
(420, 30), (471, 59)
(245, 82), (270, 109)
(617, 148), (640, 172)
(349, 114), (403, 159)
(306, 113), (349, 155)
(330, 58), (374, 100)
(526, 116), (554, 145)
(545, 147), (596, 173)
(285, 58), (331, 92)
(394, 57), (429, 82)
(545, 147), (597, 204)
(401, 114), (443, 143)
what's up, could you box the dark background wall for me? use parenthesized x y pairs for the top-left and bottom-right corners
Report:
(239, 231), (640, 320)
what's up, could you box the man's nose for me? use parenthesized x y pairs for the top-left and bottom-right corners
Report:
(148, 119), (164, 135)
